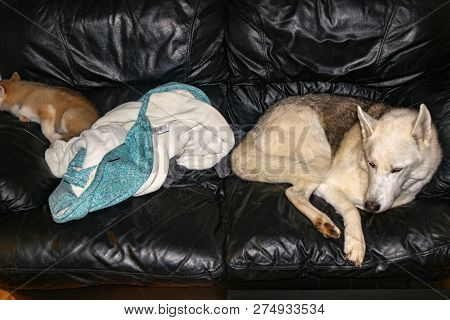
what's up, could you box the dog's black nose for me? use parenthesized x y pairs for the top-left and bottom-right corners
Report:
(365, 200), (380, 212)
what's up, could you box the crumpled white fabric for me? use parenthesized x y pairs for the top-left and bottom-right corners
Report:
(45, 89), (235, 197)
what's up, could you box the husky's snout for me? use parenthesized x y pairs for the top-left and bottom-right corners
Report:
(364, 200), (380, 212)
(364, 173), (397, 213)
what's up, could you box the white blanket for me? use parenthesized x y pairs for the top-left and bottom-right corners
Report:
(45, 89), (235, 197)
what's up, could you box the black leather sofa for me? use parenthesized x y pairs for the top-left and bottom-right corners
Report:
(0, 0), (449, 298)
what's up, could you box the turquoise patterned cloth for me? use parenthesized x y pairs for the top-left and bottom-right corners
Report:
(49, 83), (210, 223)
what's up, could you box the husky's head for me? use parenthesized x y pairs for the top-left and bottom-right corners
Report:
(357, 104), (440, 213)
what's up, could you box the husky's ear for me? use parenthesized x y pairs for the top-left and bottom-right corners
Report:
(412, 104), (432, 148)
(0, 86), (5, 98)
(357, 106), (376, 141)
(10, 72), (20, 81)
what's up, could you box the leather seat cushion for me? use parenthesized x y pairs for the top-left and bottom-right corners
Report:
(0, 172), (226, 289)
(225, 177), (450, 281)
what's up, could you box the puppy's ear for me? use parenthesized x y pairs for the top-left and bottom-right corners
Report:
(10, 72), (20, 81)
(412, 104), (432, 149)
(357, 106), (376, 141)
(0, 86), (5, 98)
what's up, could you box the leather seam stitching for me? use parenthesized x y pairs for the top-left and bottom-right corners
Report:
(249, 0), (270, 80)
(227, 242), (450, 271)
(0, 265), (225, 279)
(12, 214), (27, 271)
(373, 0), (399, 74)
(185, 0), (201, 82)
(50, 15), (80, 87)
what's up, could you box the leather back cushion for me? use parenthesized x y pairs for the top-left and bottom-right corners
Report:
(0, 0), (228, 95)
(225, 0), (450, 199)
(226, 0), (450, 85)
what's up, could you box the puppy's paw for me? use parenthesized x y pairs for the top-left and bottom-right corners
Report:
(344, 233), (366, 267)
(19, 115), (30, 122)
(314, 217), (341, 239)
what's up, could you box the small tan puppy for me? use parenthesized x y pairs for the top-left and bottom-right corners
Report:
(0, 72), (99, 143)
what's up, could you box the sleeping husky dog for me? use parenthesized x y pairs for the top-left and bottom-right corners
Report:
(231, 94), (442, 266)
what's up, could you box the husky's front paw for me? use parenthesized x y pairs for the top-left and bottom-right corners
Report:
(344, 232), (366, 267)
(314, 216), (341, 239)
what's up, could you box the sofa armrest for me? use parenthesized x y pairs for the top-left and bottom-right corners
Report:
(0, 112), (57, 212)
